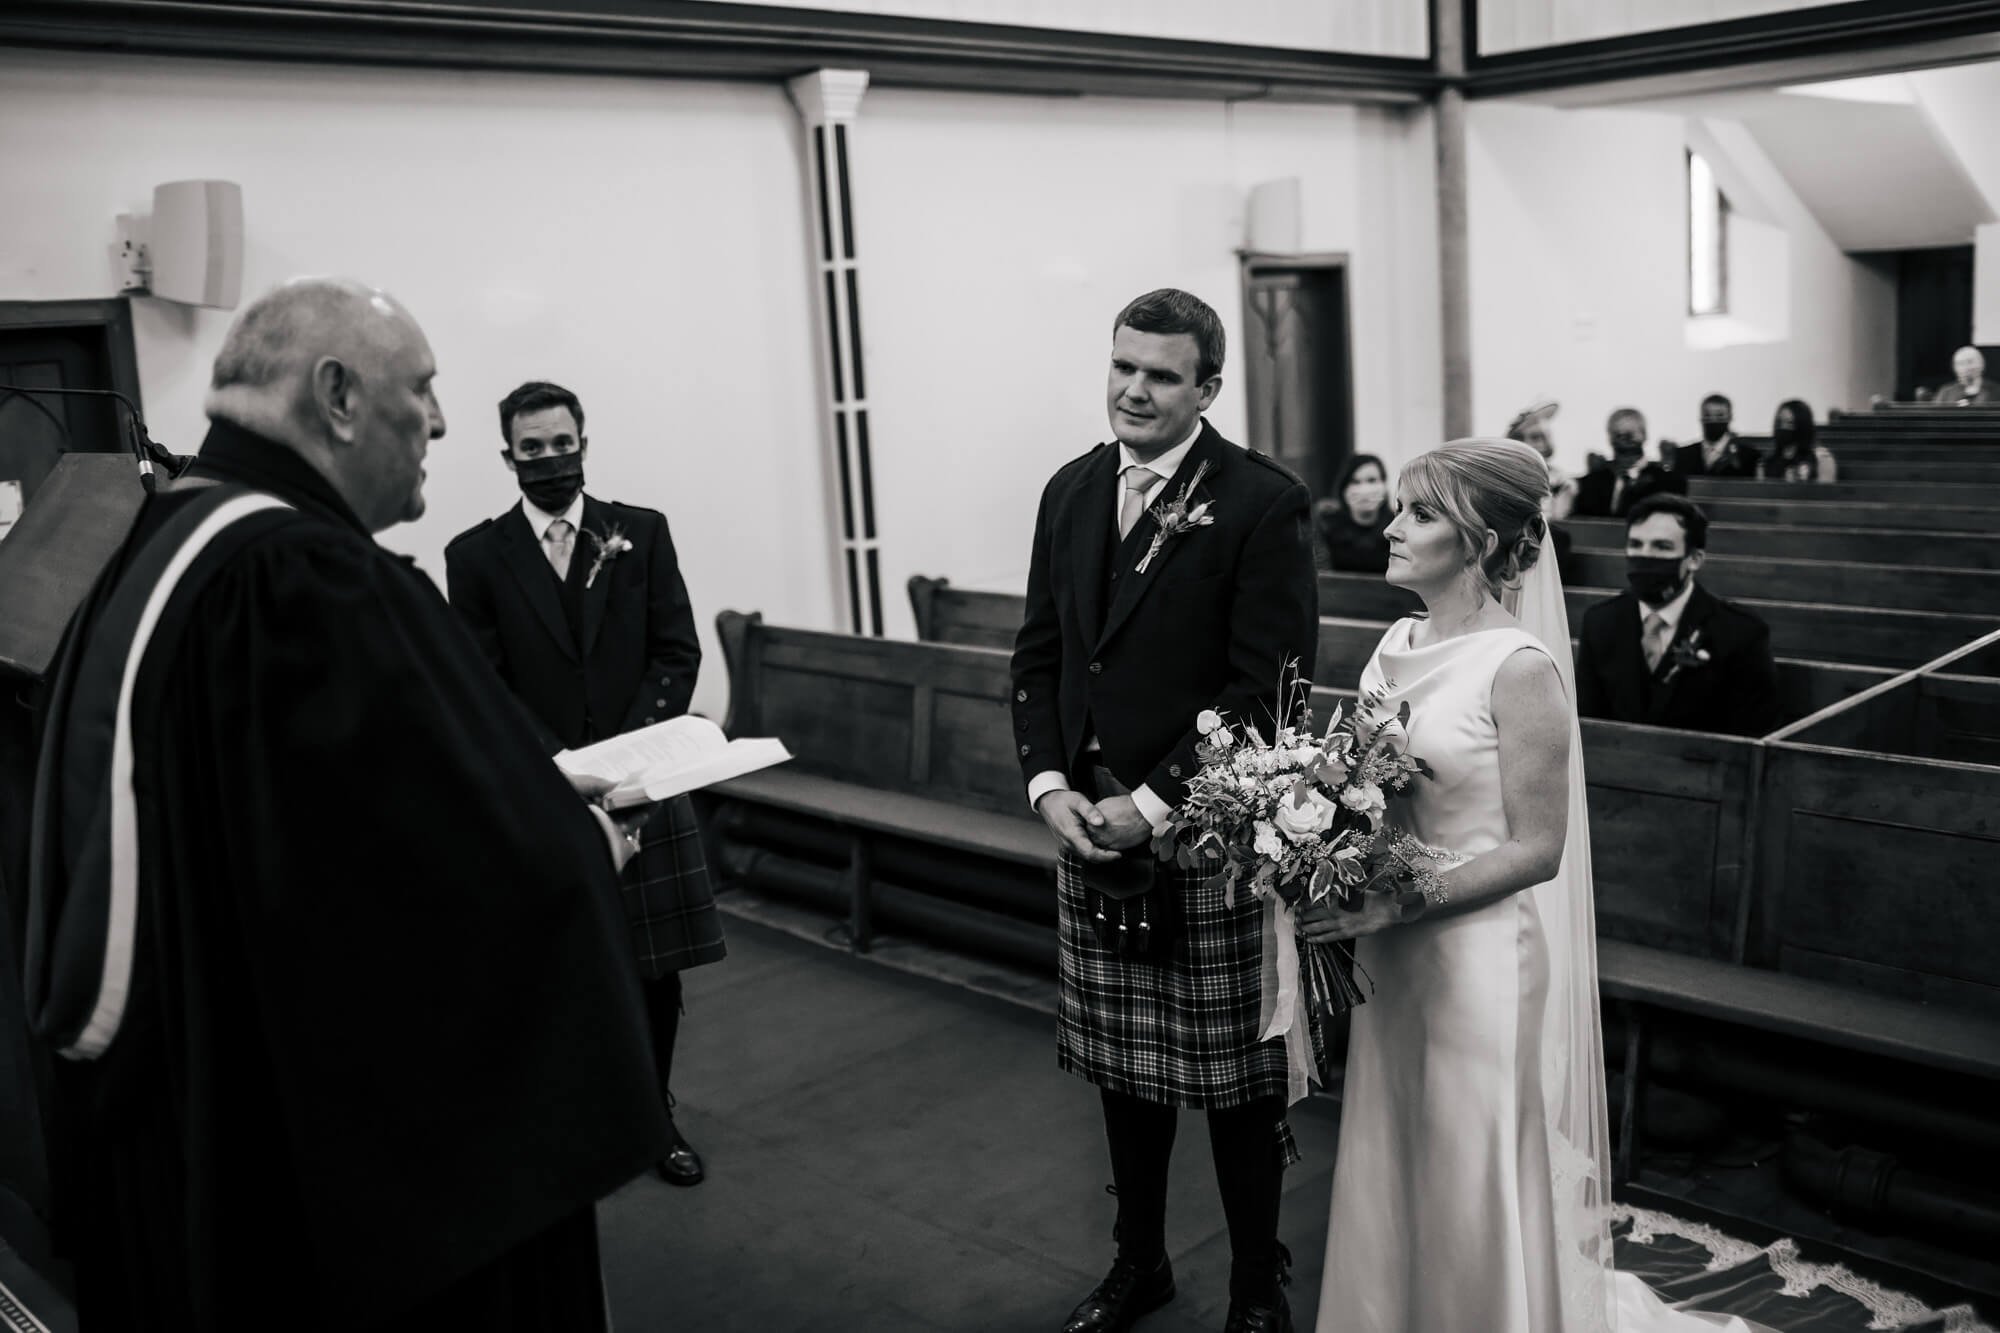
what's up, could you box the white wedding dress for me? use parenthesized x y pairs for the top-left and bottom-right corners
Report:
(1316, 542), (1773, 1332)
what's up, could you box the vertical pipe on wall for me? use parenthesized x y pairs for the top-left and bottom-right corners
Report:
(788, 69), (884, 636)
(1434, 1), (1474, 439)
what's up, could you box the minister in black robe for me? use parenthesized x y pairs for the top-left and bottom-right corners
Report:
(25, 280), (667, 1332)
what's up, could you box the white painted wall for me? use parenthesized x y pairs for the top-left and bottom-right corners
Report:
(1478, 0), (1837, 55)
(1465, 99), (1896, 473)
(1, 50), (1444, 688)
(850, 90), (1442, 615)
(0, 49), (829, 719)
(703, 0), (1429, 57)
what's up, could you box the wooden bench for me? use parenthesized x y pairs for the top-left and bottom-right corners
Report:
(1559, 548), (2000, 616)
(1315, 572), (2000, 671)
(1688, 477), (2000, 509)
(1695, 498), (2000, 532)
(910, 576), (1893, 726)
(1561, 518), (2000, 571)
(716, 610), (2000, 1179)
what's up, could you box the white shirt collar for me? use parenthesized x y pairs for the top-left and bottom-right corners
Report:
(1642, 577), (1698, 634)
(1703, 432), (1733, 462)
(1119, 418), (1204, 486)
(520, 490), (586, 540)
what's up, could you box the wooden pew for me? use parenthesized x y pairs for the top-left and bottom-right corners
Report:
(1754, 634), (2000, 1015)
(715, 612), (2000, 1175)
(1836, 460), (2000, 484)
(1315, 572), (1999, 670)
(1559, 548), (2000, 616)
(716, 610), (1755, 963)
(1687, 477), (2000, 508)
(1696, 498), (2000, 532)
(1560, 518), (2000, 571)
(908, 577), (1894, 724)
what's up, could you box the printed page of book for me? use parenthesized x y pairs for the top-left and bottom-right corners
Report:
(555, 716), (727, 785)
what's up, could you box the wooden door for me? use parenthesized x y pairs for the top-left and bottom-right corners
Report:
(1240, 260), (1354, 502)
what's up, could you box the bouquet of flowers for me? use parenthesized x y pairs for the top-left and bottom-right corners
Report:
(1151, 677), (1452, 1086)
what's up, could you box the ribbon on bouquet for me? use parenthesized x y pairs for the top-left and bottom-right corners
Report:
(1256, 895), (1317, 1106)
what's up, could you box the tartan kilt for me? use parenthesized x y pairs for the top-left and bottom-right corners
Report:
(620, 793), (726, 981)
(1056, 847), (1293, 1122)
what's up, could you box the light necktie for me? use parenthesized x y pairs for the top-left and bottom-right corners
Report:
(1642, 611), (1672, 674)
(544, 518), (575, 581)
(1118, 465), (1156, 540)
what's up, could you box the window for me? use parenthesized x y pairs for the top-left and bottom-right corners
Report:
(1688, 150), (1730, 317)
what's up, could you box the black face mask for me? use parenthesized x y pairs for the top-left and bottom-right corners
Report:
(1701, 421), (1729, 443)
(1771, 427), (1799, 453)
(514, 452), (585, 512)
(1627, 554), (1688, 606)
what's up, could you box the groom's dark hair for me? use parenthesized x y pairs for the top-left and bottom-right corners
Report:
(1627, 493), (1709, 550)
(1114, 288), (1225, 385)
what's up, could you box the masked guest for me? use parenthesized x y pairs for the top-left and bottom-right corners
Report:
(1314, 453), (1393, 573)
(1762, 399), (1838, 483)
(1571, 408), (1685, 518)
(1575, 493), (1778, 738)
(446, 381), (720, 1189)
(1671, 394), (1760, 477)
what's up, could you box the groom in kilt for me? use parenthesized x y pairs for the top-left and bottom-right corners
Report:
(1012, 289), (1318, 1333)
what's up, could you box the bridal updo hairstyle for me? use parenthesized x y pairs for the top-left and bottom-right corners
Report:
(1398, 438), (1552, 597)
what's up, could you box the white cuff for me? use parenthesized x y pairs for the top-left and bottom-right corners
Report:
(1026, 769), (1071, 812)
(1130, 783), (1173, 832)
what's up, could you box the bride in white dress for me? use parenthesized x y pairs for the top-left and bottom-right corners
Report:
(1301, 439), (1769, 1333)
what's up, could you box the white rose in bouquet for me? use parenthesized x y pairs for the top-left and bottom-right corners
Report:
(1273, 787), (1339, 843)
(1339, 782), (1387, 825)
(1253, 820), (1285, 859)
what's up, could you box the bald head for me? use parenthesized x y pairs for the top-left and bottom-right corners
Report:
(1954, 345), (1985, 387)
(206, 277), (445, 532)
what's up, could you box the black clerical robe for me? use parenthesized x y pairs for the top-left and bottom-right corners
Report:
(25, 420), (668, 1331)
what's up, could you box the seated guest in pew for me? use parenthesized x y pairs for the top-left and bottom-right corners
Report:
(1762, 399), (1838, 483)
(1935, 345), (1999, 406)
(1013, 287), (1318, 1333)
(1575, 493), (1779, 738)
(1506, 396), (1577, 519)
(1572, 407), (1685, 518)
(24, 279), (669, 1330)
(1313, 452), (1392, 573)
(446, 380), (721, 1189)
(1669, 393), (1760, 477)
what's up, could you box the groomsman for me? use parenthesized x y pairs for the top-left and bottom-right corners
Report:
(1573, 408), (1685, 518)
(1670, 394), (1760, 477)
(446, 381), (722, 1187)
(1575, 493), (1779, 738)
(1012, 290), (1319, 1333)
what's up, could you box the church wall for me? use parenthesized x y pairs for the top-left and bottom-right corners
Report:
(1476, 0), (1843, 55)
(1, 50), (1446, 681)
(1464, 98), (1897, 476)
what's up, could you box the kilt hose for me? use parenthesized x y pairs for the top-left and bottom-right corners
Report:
(1055, 849), (1299, 1167)
(622, 792), (726, 981)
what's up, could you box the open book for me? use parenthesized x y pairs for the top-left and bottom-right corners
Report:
(555, 716), (791, 810)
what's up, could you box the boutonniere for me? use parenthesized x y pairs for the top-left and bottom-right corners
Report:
(582, 524), (633, 589)
(1660, 628), (1711, 685)
(1136, 461), (1217, 573)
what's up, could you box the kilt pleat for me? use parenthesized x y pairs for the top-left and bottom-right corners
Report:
(621, 793), (726, 980)
(1056, 848), (1297, 1161)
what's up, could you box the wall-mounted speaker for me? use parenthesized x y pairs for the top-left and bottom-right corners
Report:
(149, 180), (242, 310)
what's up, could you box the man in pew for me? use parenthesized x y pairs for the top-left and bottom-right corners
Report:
(1573, 407), (1685, 518)
(1012, 288), (1318, 1333)
(1669, 393), (1760, 477)
(446, 380), (719, 1190)
(25, 279), (668, 1330)
(1934, 345), (1999, 406)
(1575, 493), (1779, 738)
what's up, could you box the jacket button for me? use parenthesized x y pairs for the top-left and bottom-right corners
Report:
(645, 716), (657, 725)
(1019, 719), (1028, 732)
(1015, 689), (1028, 702)
(1019, 744), (1032, 757)
(1169, 765), (1183, 778)
(655, 697), (668, 707)
(1088, 662), (1102, 675)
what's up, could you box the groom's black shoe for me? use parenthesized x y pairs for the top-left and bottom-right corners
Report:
(1221, 1293), (1292, 1333)
(656, 1126), (704, 1187)
(1062, 1254), (1175, 1333)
